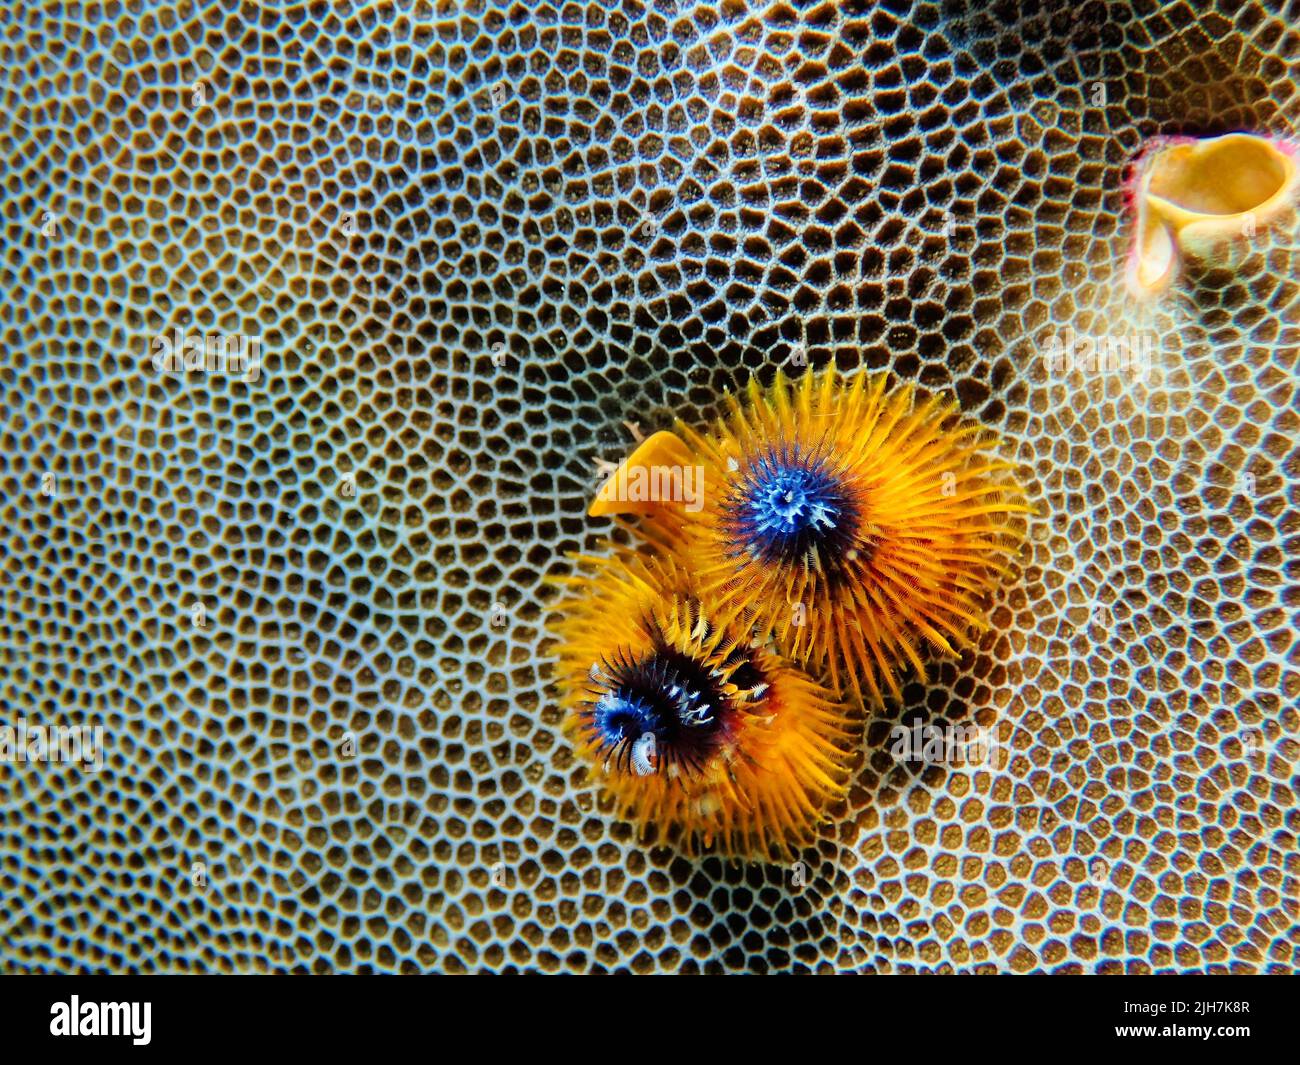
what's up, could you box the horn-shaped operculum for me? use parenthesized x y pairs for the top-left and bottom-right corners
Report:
(1127, 133), (1298, 298)
(589, 430), (698, 518)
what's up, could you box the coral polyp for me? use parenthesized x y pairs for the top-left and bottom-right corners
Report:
(549, 549), (854, 857)
(623, 367), (1031, 706)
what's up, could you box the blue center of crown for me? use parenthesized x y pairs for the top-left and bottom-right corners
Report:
(726, 447), (859, 567)
(583, 645), (733, 776)
(749, 463), (840, 540)
(592, 691), (660, 747)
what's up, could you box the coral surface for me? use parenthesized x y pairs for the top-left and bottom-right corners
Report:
(1, 0), (1297, 973)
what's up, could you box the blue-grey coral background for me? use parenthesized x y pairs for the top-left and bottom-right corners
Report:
(0, 0), (1297, 972)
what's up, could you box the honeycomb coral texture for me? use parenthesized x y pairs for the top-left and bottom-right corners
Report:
(1, 0), (1297, 973)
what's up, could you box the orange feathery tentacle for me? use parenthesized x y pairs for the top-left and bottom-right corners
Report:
(547, 548), (856, 858)
(592, 365), (1030, 706)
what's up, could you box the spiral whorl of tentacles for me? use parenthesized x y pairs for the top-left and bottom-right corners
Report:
(550, 365), (1029, 856)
